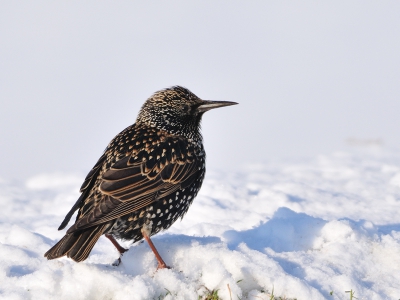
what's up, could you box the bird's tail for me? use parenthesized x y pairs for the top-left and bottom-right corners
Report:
(44, 224), (107, 262)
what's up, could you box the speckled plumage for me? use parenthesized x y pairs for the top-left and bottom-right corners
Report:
(44, 86), (237, 265)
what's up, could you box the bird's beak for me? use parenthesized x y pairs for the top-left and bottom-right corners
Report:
(197, 100), (238, 113)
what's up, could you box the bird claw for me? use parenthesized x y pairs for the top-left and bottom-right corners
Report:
(111, 249), (128, 267)
(112, 257), (122, 266)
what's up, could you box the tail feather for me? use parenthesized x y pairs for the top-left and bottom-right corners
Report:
(44, 224), (107, 262)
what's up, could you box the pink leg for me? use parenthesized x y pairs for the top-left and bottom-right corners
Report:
(105, 234), (128, 254)
(105, 234), (128, 266)
(141, 229), (169, 269)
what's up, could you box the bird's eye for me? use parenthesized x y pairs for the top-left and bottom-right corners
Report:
(182, 104), (190, 113)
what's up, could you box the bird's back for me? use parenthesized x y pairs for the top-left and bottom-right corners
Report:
(68, 122), (206, 242)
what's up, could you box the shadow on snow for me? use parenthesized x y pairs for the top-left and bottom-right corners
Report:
(224, 207), (327, 253)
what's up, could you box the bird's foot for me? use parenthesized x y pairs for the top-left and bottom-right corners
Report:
(111, 249), (128, 267)
(112, 257), (122, 267)
(156, 262), (171, 270)
(141, 228), (170, 271)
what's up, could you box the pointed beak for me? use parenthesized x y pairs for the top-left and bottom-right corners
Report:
(197, 100), (238, 113)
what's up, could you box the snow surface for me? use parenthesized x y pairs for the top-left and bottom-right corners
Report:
(1, 149), (400, 299)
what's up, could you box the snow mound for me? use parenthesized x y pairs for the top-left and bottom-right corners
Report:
(1, 150), (400, 299)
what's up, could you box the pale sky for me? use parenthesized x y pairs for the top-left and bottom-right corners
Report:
(1, 1), (400, 180)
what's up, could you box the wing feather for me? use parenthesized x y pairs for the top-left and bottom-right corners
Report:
(66, 132), (204, 234)
(58, 153), (107, 230)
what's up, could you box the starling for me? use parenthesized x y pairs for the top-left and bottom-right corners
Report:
(44, 86), (237, 268)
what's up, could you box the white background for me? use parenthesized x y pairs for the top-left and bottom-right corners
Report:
(1, 1), (400, 180)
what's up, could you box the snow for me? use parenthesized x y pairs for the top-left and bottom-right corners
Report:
(1, 149), (400, 299)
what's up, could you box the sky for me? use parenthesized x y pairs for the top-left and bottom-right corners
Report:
(1, 1), (400, 180)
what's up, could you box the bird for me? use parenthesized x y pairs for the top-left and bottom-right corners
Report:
(44, 86), (237, 269)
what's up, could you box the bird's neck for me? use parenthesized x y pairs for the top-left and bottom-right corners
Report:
(137, 119), (203, 147)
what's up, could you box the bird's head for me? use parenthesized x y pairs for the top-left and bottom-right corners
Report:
(137, 86), (237, 142)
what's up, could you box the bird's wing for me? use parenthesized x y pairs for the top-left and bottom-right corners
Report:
(67, 136), (203, 233)
(58, 153), (107, 230)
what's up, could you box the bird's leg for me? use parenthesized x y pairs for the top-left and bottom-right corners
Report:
(141, 228), (169, 270)
(105, 233), (128, 254)
(105, 234), (128, 266)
